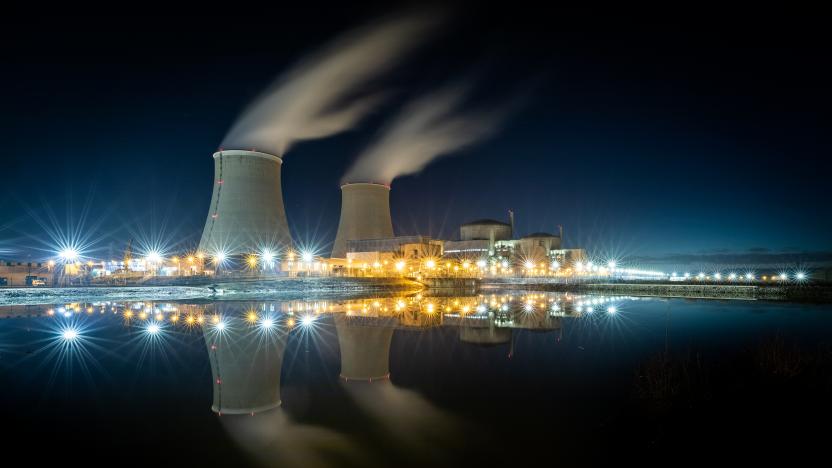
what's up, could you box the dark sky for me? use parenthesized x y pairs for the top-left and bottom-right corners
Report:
(2, 5), (830, 266)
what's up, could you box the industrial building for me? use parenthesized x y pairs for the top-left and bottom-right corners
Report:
(443, 213), (585, 270)
(198, 150), (292, 263)
(0, 260), (53, 287)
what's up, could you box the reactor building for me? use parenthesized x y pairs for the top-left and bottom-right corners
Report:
(198, 150), (292, 260)
(331, 182), (395, 259)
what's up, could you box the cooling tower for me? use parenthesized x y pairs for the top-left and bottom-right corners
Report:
(203, 309), (287, 414)
(331, 183), (394, 259)
(335, 315), (395, 381)
(199, 150), (292, 258)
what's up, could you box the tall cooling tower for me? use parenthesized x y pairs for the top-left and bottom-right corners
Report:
(199, 150), (292, 257)
(331, 183), (394, 258)
(202, 306), (287, 415)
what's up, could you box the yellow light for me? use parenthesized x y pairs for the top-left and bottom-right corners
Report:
(426, 260), (436, 269)
(197, 316), (205, 324)
(212, 315), (220, 324)
(138, 312), (147, 320)
(246, 311), (258, 323)
(170, 315), (179, 323)
(155, 313), (164, 321)
(187, 256), (194, 263)
(247, 255), (257, 267)
(395, 260), (405, 271)
(124, 311), (133, 319)
(426, 303), (435, 313)
(186, 316), (195, 325)
(286, 318), (295, 327)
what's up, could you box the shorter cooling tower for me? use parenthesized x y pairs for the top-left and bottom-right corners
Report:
(331, 183), (394, 259)
(203, 308), (287, 414)
(199, 150), (292, 258)
(335, 315), (395, 381)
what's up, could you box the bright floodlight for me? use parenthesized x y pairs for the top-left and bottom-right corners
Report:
(607, 305), (617, 314)
(425, 259), (436, 269)
(607, 260), (616, 269)
(59, 248), (80, 262)
(146, 251), (163, 264)
(261, 249), (274, 263)
(476, 260), (487, 268)
(796, 272), (806, 280)
(260, 318), (274, 329)
(301, 251), (313, 262)
(714, 273), (722, 280)
(146, 323), (161, 335)
(214, 321), (227, 331)
(729, 273), (737, 280)
(62, 328), (79, 341)
(745, 273), (754, 280)
(395, 260), (406, 271)
(214, 251), (226, 264)
(551, 261), (560, 270)
(524, 260), (535, 269)
(301, 315), (315, 326)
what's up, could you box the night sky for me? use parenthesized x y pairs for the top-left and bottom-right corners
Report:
(2, 6), (830, 267)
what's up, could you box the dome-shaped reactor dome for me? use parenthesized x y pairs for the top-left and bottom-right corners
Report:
(460, 219), (512, 241)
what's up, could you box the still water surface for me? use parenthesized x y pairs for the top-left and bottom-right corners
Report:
(1, 291), (830, 466)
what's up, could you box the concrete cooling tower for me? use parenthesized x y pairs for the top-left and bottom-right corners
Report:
(199, 150), (292, 259)
(330, 183), (394, 259)
(335, 314), (395, 381)
(203, 311), (287, 414)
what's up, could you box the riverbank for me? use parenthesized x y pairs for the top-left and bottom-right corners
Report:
(0, 277), (424, 307)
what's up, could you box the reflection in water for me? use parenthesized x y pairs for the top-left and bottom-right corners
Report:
(0, 292), (640, 467)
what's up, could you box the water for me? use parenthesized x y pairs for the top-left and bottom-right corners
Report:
(1, 291), (830, 466)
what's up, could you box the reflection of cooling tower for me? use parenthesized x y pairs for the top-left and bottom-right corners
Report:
(203, 314), (287, 414)
(335, 315), (395, 380)
(459, 326), (512, 346)
(331, 183), (394, 259)
(199, 150), (292, 256)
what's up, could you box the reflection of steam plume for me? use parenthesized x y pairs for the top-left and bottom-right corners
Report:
(222, 11), (440, 156)
(342, 82), (514, 185)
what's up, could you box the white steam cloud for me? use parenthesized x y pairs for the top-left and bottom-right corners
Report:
(342, 82), (516, 185)
(222, 11), (440, 156)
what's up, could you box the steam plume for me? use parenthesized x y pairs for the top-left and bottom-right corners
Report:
(222, 11), (440, 156)
(342, 82), (516, 184)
